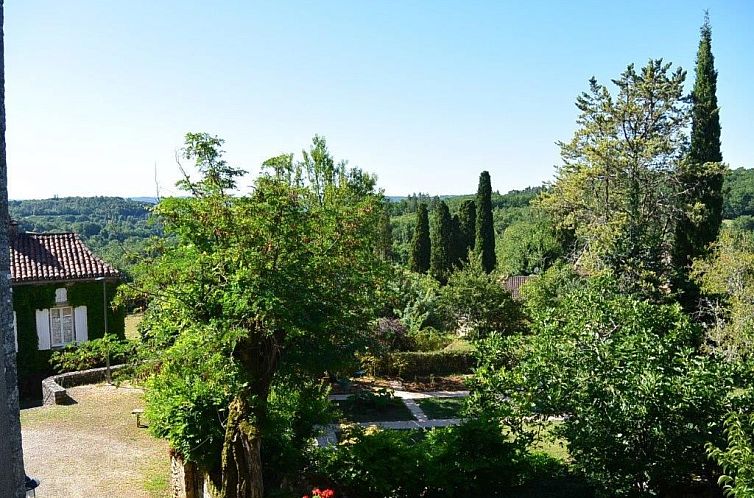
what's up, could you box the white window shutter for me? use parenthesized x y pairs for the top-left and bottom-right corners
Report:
(74, 305), (88, 343)
(36, 309), (51, 350)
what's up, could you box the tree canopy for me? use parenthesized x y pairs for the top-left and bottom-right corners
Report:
(127, 133), (388, 497)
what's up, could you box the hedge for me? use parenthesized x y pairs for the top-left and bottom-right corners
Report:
(372, 351), (475, 377)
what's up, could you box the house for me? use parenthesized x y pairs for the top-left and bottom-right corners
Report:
(9, 222), (125, 396)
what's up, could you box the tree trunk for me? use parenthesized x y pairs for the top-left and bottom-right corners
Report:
(221, 396), (264, 498)
(0, 2), (27, 496)
(220, 331), (283, 498)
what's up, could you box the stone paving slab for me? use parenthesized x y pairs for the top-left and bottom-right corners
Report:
(328, 389), (469, 401)
(401, 398), (428, 422)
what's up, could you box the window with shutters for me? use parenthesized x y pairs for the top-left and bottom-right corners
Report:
(50, 306), (76, 347)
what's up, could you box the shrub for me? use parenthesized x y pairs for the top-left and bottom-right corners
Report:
(408, 327), (453, 352)
(310, 419), (566, 498)
(439, 255), (524, 339)
(370, 350), (475, 377)
(50, 334), (137, 373)
(470, 277), (741, 496)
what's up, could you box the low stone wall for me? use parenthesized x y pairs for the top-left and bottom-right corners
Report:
(41, 364), (126, 406)
(170, 453), (220, 498)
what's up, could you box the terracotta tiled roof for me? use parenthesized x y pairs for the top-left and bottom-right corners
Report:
(10, 232), (120, 283)
(503, 275), (534, 299)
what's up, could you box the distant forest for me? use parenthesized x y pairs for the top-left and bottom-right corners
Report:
(9, 196), (159, 276)
(7, 166), (754, 276)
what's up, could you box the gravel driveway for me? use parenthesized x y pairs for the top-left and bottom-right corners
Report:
(21, 384), (170, 497)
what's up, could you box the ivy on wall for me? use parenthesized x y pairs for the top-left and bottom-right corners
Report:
(13, 281), (125, 384)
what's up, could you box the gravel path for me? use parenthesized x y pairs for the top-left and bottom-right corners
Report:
(21, 384), (170, 498)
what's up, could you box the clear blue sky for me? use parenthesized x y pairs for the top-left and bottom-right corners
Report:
(5, 1), (754, 199)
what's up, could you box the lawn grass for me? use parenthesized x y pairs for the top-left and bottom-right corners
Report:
(529, 420), (569, 462)
(416, 397), (465, 419)
(125, 312), (144, 340)
(334, 398), (415, 422)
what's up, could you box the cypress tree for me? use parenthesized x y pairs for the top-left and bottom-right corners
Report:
(410, 203), (430, 273)
(475, 171), (496, 273)
(458, 199), (476, 261)
(450, 213), (464, 265)
(674, 13), (726, 287)
(430, 200), (453, 284)
(690, 12), (722, 166)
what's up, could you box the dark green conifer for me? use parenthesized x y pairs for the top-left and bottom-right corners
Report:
(674, 13), (726, 288)
(458, 199), (476, 261)
(410, 203), (430, 273)
(475, 171), (496, 273)
(430, 200), (453, 284)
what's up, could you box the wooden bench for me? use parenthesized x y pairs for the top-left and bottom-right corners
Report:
(131, 408), (145, 428)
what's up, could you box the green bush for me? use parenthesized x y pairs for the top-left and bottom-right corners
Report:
(470, 277), (743, 496)
(310, 419), (566, 498)
(50, 335), (137, 373)
(408, 327), (453, 352)
(370, 350), (475, 377)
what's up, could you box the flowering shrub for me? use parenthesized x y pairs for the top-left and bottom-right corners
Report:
(304, 488), (335, 498)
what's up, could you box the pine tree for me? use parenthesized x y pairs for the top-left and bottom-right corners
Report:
(475, 172), (496, 273)
(410, 203), (431, 273)
(458, 199), (476, 262)
(674, 13), (726, 296)
(430, 200), (453, 284)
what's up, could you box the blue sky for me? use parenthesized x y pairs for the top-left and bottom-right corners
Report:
(5, 1), (753, 199)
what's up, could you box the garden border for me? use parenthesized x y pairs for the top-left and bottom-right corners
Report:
(41, 364), (126, 406)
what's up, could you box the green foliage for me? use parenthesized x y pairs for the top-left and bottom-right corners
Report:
(439, 256), (523, 339)
(497, 215), (562, 276)
(409, 204), (430, 273)
(475, 171), (496, 273)
(50, 334), (136, 373)
(457, 199), (476, 261)
(674, 15), (726, 296)
(388, 267), (442, 334)
(129, 133), (388, 491)
(311, 419), (564, 498)
(724, 168), (754, 219)
(262, 380), (335, 488)
(429, 200), (453, 284)
(541, 60), (688, 298)
(690, 13), (722, 167)
(469, 279), (740, 496)
(518, 261), (584, 314)
(693, 227), (754, 360)
(370, 350), (475, 377)
(707, 408), (754, 498)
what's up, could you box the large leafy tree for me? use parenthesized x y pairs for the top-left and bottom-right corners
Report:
(496, 215), (562, 276)
(410, 203), (430, 273)
(475, 171), (496, 273)
(674, 14), (727, 298)
(429, 200), (453, 284)
(541, 60), (688, 297)
(129, 133), (387, 497)
(469, 278), (741, 496)
(692, 227), (754, 361)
